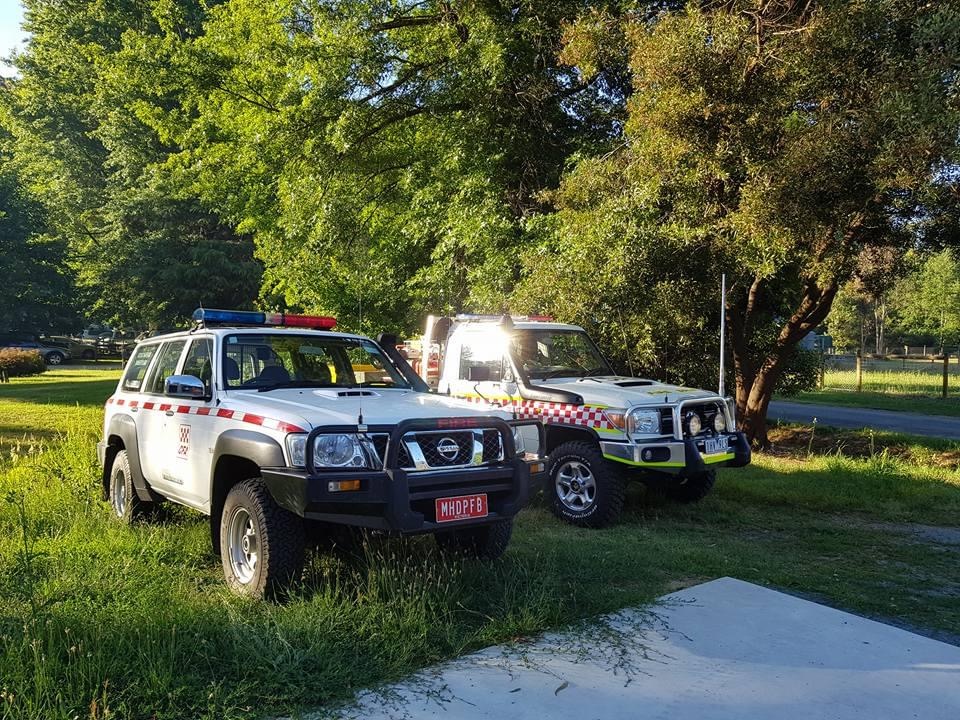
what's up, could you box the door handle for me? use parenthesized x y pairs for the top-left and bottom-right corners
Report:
(165, 410), (175, 417)
(130, 406), (138, 413)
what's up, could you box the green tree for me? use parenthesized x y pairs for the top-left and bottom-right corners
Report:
(893, 250), (960, 353)
(102, 0), (646, 333)
(4, 0), (261, 330)
(0, 112), (77, 333)
(523, 0), (960, 445)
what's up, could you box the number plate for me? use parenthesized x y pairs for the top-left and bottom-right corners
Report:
(435, 493), (488, 523)
(703, 437), (728, 455)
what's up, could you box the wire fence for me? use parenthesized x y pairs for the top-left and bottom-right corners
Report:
(818, 354), (960, 398)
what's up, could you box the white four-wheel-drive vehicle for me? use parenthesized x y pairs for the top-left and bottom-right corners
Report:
(97, 309), (544, 597)
(414, 314), (751, 528)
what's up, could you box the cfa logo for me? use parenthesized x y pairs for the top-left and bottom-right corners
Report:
(178, 424), (191, 459)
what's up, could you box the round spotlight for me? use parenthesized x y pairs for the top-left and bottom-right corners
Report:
(713, 412), (726, 433)
(685, 412), (702, 436)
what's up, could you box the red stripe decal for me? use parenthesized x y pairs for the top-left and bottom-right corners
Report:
(109, 398), (304, 433)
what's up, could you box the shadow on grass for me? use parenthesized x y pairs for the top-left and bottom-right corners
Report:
(0, 378), (118, 406)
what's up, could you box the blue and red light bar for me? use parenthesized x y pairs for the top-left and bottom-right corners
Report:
(192, 308), (337, 329)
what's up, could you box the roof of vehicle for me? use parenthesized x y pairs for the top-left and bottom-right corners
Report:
(133, 326), (370, 345)
(453, 320), (585, 333)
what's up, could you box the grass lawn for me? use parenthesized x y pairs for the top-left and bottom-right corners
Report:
(0, 364), (121, 458)
(1, 372), (959, 719)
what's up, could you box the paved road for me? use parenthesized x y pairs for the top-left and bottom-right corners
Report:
(769, 400), (960, 440)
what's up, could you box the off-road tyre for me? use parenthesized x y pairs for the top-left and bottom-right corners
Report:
(654, 469), (716, 504)
(434, 519), (513, 560)
(547, 441), (625, 529)
(220, 478), (305, 599)
(108, 449), (155, 522)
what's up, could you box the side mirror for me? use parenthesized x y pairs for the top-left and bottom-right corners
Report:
(165, 374), (206, 399)
(467, 365), (491, 382)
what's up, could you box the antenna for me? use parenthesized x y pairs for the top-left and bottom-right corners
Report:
(719, 273), (727, 397)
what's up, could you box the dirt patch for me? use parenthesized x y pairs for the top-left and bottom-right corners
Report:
(765, 426), (960, 470)
(868, 522), (960, 547)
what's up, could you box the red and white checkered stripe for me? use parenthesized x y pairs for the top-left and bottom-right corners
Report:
(106, 396), (305, 433)
(456, 395), (617, 432)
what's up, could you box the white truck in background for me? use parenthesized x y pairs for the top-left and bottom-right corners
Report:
(412, 314), (751, 528)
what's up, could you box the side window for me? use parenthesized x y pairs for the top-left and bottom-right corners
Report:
(458, 337), (504, 382)
(181, 338), (214, 394)
(121, 344), (160, 392)
(144, 340), (187, 395)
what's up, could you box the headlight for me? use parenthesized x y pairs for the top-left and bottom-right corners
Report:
(286, 434), (307, 467)
(315, 434), (372, 468)
(713, 412), (726, 433)
(285, 433), (376, 469)
(627, 408), (661, 436)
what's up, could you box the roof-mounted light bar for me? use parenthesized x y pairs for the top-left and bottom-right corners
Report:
(192, 308), (337, 329)
(454, 313), (554, 323)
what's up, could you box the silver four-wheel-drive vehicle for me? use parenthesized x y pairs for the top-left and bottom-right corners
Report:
(97, 309), (544, 597)
(410, 314), (751, 528)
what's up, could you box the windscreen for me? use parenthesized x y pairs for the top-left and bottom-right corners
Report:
(510, 329), (614, 380)
(222, 334), (409, 389)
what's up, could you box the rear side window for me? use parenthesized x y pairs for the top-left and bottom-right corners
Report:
(459, 335), (506, 382)
(121, 344), (160, 392)
(143, 340), (187, 395)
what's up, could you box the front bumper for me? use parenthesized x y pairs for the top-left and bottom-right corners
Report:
(600, 431), (751, 475)
(260, 417), (543, 534)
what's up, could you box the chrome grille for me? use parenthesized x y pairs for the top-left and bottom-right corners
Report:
(369, 428), (507, 471)
(415, 431), (474, 466)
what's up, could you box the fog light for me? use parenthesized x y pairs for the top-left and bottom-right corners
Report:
(328, 479), (362, 492)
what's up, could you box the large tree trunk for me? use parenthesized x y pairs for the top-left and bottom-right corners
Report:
(729, 275), (839, 448)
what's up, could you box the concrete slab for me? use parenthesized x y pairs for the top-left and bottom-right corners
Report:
(322, 578), (960, 720)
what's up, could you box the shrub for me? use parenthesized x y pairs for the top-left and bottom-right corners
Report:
(0, 348), (47, 378)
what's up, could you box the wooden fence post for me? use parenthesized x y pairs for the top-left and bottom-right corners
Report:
(856, 353), (863, 393)
(943, 354), (949, 399)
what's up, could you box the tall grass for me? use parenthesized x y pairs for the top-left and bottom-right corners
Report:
(0, 413), (571, 720)
(823, 368), (956, 396)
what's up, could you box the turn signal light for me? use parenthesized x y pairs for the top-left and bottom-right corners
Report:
(327, 480), (362, 493)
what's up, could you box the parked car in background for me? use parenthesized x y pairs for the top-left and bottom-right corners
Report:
(0, 333), (72, 365)
(42, 335), (97, 360)
(96, 330), (137, 357)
